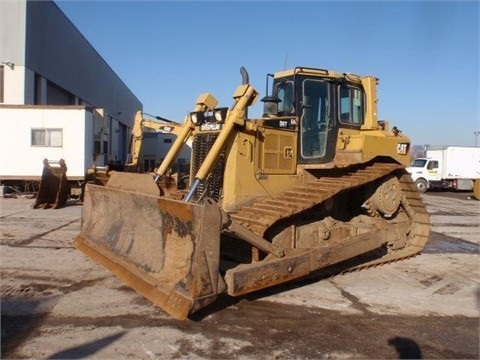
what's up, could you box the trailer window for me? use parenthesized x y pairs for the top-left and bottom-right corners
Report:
(31, 128), (63, 147)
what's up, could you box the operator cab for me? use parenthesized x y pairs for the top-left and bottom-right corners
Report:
(263, 68), (367, 164)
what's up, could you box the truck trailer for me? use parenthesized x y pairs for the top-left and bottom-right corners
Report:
(407, 146), (480, 193)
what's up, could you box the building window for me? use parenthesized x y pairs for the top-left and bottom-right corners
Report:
(94, 140), (108, 155)
(94, 141), (101, 154)
(31, 128), (63, 147)
(144, 158), (156, 172)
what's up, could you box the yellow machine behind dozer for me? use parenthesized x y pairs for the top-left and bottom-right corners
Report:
(473, 179), (480, 200)
(80, 111), (187, 201)
(75, 66), (430, 320)
(34, 158), (69, 209)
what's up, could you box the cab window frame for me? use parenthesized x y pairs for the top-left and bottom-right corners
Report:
(274, 79), (295, 116)
(338, 83), (365, 126)
(299, 78), (331, 159)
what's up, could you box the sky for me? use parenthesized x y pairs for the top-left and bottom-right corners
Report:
(55, 0), (479, 147)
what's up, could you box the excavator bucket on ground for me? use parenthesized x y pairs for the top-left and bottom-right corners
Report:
(33, 159), (69, 209)
(74, 172), (225, 320)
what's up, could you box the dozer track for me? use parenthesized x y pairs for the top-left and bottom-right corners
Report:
(229, 162), (430, 267)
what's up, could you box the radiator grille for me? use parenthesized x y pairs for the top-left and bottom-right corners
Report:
(190, 133), (225, 203)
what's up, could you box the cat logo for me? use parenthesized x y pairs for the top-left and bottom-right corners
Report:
(397, 143), (408, 155)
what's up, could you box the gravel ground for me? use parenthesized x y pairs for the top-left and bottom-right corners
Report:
(1, 191), (479, 359)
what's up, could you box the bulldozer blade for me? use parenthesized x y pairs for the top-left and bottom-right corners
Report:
(74, 183), (225, 320)
(34, 159), (69, 209)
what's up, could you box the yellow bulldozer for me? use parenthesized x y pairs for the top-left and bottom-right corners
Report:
(75, 66), (430, 320)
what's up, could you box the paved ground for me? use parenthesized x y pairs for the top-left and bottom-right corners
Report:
(1, 191), (479, 359)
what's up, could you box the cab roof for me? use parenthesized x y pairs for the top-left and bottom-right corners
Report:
(274, 67), (374, 84)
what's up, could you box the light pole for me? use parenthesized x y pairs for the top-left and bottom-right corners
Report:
(474, 131), (480, 147)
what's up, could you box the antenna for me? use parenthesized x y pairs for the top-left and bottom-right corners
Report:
(284, 51), (288, 70)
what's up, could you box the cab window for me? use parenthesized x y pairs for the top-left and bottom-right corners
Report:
(412, 159), (427, 167)
(300, 79), (330, 158)
(275, 81), (295, 115)
(339, 85), (365, 125)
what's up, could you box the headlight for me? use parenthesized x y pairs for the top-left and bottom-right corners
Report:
(213, 107), (228, 123)
(190, 111), (205, 125)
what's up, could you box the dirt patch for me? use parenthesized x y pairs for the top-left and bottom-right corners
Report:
(1, 192), (479, 359)
(2, 298), (478, 359)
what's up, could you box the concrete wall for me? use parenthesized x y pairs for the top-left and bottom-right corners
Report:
(0, 1), (26, 66)
(1, 65), (33, 104)
(0, 0), (142, 127)
(24, 0), (142, 126)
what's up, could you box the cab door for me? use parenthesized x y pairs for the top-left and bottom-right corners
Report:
(426, 160), (441, 181)
(297, 78), (336, 164)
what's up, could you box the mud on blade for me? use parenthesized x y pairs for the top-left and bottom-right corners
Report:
(74, 183), (224, 320)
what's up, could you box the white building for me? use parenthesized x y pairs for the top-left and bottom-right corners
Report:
(141, 131), (190, 173)
(0, 0), (143, 183)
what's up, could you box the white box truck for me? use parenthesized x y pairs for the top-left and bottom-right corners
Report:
(407, 146), (480, 193)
